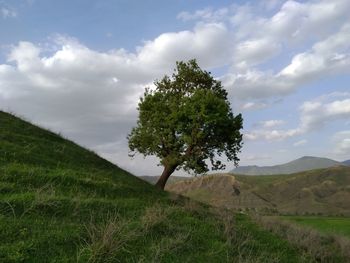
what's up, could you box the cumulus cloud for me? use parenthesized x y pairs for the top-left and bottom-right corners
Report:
(1, 7), (17, 18)
(137, 23), (231, 69)
(293, 139), (307, 147)
(224, 22), (350, 99)
(244, 128), (300, 141)
(245, 92), (350, 141)
(279, 23), (350, 79)
(332, 131), (350, 156)
(258, 120), (285, 128)
(240, 101), (269, 111)
(298, 92), (350, 132)
(245, 154), (272, 161)
(207, 0), (350, 99)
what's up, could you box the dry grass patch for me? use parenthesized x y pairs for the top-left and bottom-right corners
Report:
(150, 232), (192, 262)
(140, 203), (169, 232)
(78, 214), (136, 263)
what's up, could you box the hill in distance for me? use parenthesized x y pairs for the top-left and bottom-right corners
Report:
(342, 159), (350, 166)
(232, 156), (345, 175)
(167, 167), (350, 216)
(1, 110), (311, 262)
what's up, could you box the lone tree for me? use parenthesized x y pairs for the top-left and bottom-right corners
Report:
(128, 60), (243, 189)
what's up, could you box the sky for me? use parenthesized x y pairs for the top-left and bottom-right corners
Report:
(1, 0), (350, 176)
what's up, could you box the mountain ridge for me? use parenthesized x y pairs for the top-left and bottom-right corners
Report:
(342, 159), (350, 166)
(232, 156), (346, 175)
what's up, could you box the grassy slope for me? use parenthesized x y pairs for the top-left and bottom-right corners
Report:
(234, 167), (350, 215)
(166, 168), (350, 216)
(140, 175), (192, 185)
(0, 111), (308, 262)
(283, 216), (350, 238)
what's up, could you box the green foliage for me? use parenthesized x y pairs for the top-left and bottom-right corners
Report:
(128, 59), (243, 176)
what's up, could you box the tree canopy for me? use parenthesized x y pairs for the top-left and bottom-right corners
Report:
(128, 60), (243, 189)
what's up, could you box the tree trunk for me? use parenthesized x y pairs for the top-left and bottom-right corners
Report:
(155, 164), (177, 190)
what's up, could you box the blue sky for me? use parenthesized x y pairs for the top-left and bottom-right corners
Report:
(1, 0), (350, 176)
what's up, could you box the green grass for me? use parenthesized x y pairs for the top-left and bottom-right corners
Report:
(283, 216), (350, 238)
(0, 110), (337, 262)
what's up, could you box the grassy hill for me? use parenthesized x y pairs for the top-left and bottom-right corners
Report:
(167, 167), (350, 216)
(232, 156), (342, 175)
(236, 167), (350, 215)
(140, 175), (192, 185)
(0, 111), (316, 262)
(166, 174), (272, 211)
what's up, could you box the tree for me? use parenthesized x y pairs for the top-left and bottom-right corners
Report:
(128, 60), (243, 189)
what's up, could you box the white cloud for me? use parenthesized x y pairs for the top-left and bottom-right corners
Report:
(244, 128), (300, 141)
(333, 131), (350, 156)
(177, 1), (350, 101)
(1, 7), (17, 18)
(0, 40), (145, 144)
(240, 101), (268, 111)
(299, 93), (350, 132)
(259, 120), (285, 128)
(224, 22), (350, 99)
(293, 139), (307, 147)
(279, 23), (350, 78)
(234, 38), (281, 69)
(245, 154), (271, 161)
(212, 0), (350, 99)
(245, 92), (350, 142)
(138, 22), (230, 69)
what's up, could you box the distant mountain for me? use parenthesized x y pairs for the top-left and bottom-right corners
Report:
(342, 160), (350, 166)
(231, 156), (342, 175)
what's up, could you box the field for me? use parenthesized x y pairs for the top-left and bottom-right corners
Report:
(283, 216), (350, 238)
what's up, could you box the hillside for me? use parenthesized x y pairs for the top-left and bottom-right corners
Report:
(237, 166), (350, 215)
(232, 156), (342, 175)
(343, 160), (350, 166)
(166, 174), (271, 210)
(140, 175), (192, 185)
(0, 111), (311, 262)
(168, 167), (350, 216)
